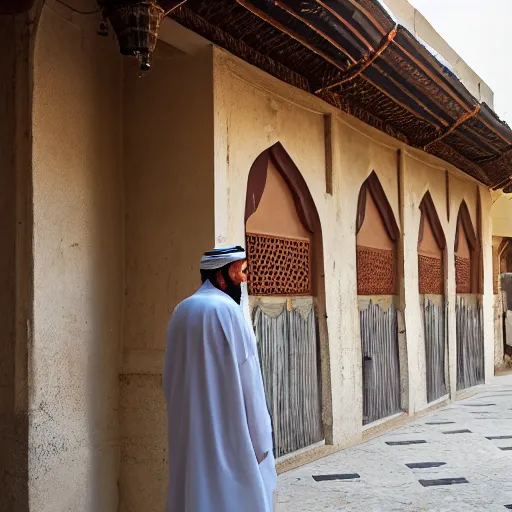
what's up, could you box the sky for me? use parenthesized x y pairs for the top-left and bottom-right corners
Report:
(407, 0), (511, 126)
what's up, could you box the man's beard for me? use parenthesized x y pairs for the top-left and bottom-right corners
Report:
(219, 266), (242, 305)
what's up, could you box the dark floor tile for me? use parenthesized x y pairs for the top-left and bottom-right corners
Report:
(463, 403), (495, 407)
(425, 421), (455, 425)
(443, 429), (472, 434)
(486, 435), (512, 440)
(313, 474), (360, 482)
(504, 505), (512, 509)
(419, 477), (468, 487)
(406, 462), (446, 469)
(499, 447), (512, 451)
(386, 440), (427, 446)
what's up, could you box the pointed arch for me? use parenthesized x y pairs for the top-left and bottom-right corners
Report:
(356, 171), (399, 296)
(244, 142), (327, 456)
(356, 171), (402, 423)
(245, 142), (321, 234)
(418, 191), (448, 401)
(245, 142), (324, 296)
(356, 171), (399, 242)
(418, 191), (446, 296)
(418, 191), (446, 250)
(455, 200), (477, 253)
(454, 200), (479, 294)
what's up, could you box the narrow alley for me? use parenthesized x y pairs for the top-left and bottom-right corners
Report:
(277, 374), (512, 512)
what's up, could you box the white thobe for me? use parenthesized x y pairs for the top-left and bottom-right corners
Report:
(163, 280), (277, 512)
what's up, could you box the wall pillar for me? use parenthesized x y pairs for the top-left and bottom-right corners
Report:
(0, 3), (42, 510)
(480, 188), (495, 382)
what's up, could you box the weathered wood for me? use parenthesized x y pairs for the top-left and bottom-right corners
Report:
(253, 302), (323, 458)
(456, 295), (484, 390)
(360, 300), (401, 424)
(423, 296), (447, 402)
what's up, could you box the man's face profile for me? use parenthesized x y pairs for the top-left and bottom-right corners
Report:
(229, 260), (248, 286)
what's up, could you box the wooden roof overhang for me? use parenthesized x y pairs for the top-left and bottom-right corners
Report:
(0, 0), (36, 14)
(161, 0), (512, 189)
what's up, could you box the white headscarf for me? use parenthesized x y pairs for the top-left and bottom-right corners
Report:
(199, 245), (247, 270)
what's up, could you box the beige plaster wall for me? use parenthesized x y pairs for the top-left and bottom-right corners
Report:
(32, 3), (123, 511)
(212, 47), (495, 447)
(120, 44), (215, 512)
(491, 195), (512, 237)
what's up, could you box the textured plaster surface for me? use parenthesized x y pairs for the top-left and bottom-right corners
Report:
(32, 3), (123, 510)
(120, 45), (215, 512)
(277, 374), (512, 511)
(119, 375), (167, 512)
(491, 195), (512, 238)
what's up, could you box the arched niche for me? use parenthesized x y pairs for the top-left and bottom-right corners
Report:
(455, 200), (484, 390)
(417, 191), (448, 403)
(245, 142), (322, 296)
(355, 171), (402, 425)
(418, 191), (446, 295)
(244, 142), (326, 457)
(454, 201), (479, 294)
(356, 171), (399, 296)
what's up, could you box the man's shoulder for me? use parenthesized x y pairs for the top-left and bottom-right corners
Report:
(175, 286), (239, 316)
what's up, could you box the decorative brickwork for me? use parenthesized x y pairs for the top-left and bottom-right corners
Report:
(357, 245), (395, 295)
(418, 255), (443, 295)
(246, 233), (311, 296)
(455, 256), (471, 294)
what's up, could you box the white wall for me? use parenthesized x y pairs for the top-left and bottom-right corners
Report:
(32, 3), (123, 510)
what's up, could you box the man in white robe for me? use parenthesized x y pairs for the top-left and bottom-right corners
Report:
(163, 245), (277, 512)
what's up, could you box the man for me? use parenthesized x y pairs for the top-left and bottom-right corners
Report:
(163, 245), (277, 512)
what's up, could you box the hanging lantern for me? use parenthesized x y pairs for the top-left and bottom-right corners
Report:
(100, 1), (166, 72)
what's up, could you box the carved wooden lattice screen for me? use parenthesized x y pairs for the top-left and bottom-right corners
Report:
(418, 255), (443, 295)
(356, 246), (396, 295)
(246, 233), (311, 296)
(455, 256), (471, 294)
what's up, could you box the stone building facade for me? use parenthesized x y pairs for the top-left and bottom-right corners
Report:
(1, 1), (511, 511)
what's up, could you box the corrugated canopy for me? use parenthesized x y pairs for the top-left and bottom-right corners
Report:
(166, 0), (512, 188)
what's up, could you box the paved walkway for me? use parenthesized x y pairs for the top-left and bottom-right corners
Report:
(277, 374), (512, 511)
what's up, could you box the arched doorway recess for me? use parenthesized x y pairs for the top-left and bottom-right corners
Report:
(418, 192), (448, 403)
(244, 142), (325, 457)
(356, 171), (402, 425)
